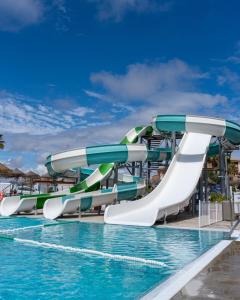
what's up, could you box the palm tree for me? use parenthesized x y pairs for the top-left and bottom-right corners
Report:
(0, 135), (4, 149)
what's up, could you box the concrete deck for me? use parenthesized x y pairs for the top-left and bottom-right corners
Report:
(173, 241), (240, 300)
(25, 211), (105, 223)
(21, 210), (240, 232)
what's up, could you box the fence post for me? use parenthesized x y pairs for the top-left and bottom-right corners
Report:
(208, 202), (211, 225)
(215, 202), (218, 223)
(198, 200), (201, 227)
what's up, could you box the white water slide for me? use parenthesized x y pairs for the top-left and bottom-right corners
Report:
(104, 115), (240, 226)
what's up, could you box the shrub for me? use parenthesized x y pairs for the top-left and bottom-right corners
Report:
(210, 192), (226, 202)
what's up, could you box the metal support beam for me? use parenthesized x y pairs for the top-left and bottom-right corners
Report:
(139, 161), (143, 177)
(125, 165), (133, 175)
(225, 154), (233, 226)
(139, 136), (144, 178)
(204, 159), (208, 201)
(199, 173), (204, 202)
(113, 164), (118, 184)
(147, 139), (151, 187)
(78, 167), (81, 183)
(171, 131), (176, 159)
(132, 162), (136, 176)
(219, 139), (226, 195)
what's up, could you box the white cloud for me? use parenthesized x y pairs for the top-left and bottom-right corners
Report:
(0, 0), (44, 32)
(91, 59), (208, 101)
(3, 89), (230, 173)
(52, 0), (71, 32)
(214, 42), (240, 93)
(84, 89), (109, 101)
(217, 68), (240, 92)
(35, 164), (47, 175)
(6, 156), (24, 169)
(0, 91), (95, 135)
(218, 41), (240, 65)
(6, 90), (228, 157)
(0, 0), (70, 32)
(70, 107), (95, 117)
(226, 56), (240, 64)
(88, 0), (172, 22)
(53, 0), (66, 14)
(228, 41), (240, 64)
(2, 59), (234, 172)
(89, 59), (229, 129)
(112, 103), (135, 113)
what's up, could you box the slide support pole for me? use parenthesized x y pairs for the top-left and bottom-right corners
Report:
(204, 159), (208, 201)
(139, 137), (143, 178)
(113, 164), (118, 184)
(199, 175), (204, 202)
(171, 131), (176, 159)
(139, 161), (143, 177)
(219, 139), (226, 195)
(132, 162), (136, 176)
(225, 154), (233, 226)
(147, 139), (151, 188)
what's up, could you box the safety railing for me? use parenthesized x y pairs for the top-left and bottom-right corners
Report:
(199, 201), (223, 227)
(234, 192), (240, 215)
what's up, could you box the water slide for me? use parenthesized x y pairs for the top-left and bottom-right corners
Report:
(2, 114), (238, 222)
(0, 126), (155, 216)
(43, 130), (219, 219)
(104, 115), (240, 226)
(43, 141), (173, 219)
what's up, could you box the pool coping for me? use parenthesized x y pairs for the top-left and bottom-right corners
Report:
(159, 224), (231, 233)
(141, 239), (232, 300)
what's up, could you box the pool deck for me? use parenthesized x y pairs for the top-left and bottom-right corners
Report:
(26, 210), (240, 232)
(172, 241), (240, 300)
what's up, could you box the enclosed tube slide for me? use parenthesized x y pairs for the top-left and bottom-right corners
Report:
(104, 115), (240, 226)
(0, 126), (157, 217)
(43, 143), (172, 219)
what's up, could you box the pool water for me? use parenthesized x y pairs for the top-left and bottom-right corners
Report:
(0, 216), (51, 230)
(0, 217), (227, 299)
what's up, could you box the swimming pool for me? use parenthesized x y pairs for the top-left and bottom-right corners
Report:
(0, 217), (227, 299)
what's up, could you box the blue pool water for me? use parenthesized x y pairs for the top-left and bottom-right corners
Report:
(0, 217), (227, 299)
(0, 216), (51, 230)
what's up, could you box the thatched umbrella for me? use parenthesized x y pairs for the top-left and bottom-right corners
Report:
(12, 168), (25, 178)
(25, 170), (40, 189)
(25, 170), (39, 177)
(0, 163), (13, 177)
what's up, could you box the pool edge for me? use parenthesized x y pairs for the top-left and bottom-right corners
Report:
(141, 239), (232, 300)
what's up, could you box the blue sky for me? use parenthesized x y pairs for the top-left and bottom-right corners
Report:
(0, 0), (240, 173)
